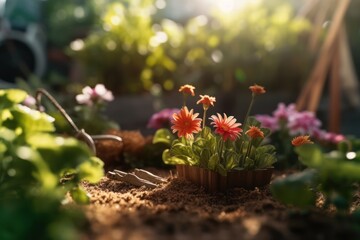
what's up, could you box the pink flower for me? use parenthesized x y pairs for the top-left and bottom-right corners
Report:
(273, 103), (297, 121)
(76, 84), (114, 105)
(210, 113), (242, 141)
(333, 134), (346, 143)
(287, 111), (321, 136)
(22, 95), (45, 111)
(255, 115), (278, 132)
(313, 129), (346, 144)
(23, 95), (36, 107)
(147, 108), (180, 129)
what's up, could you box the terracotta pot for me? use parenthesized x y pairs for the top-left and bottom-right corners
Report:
(176, 165), (273, 192)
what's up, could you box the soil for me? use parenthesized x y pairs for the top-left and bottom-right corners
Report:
(78, 130), (360, 240)
(78, 169), (360, 240)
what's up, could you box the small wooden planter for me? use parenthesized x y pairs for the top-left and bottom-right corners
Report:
(176, 165), (273, 192)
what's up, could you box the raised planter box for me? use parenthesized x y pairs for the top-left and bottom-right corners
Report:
(176, 165), (273, 192)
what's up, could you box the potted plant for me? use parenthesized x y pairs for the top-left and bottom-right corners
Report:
(153, 84), (277, 191)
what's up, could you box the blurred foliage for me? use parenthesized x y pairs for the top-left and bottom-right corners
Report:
(42, 0), (98, 48)
(0, 89), (104, 239)
(271, 138), (360, 212)
(69, 0), (312, 95)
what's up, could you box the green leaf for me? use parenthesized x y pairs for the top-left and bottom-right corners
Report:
(295, 144), (324, 168)
(260, 127), (271, 138)
(0, 127), (17, 142)
(10, 105), (55, 133)
(77, 157), (104, 183)
(256, 145), (276, 155)
(70, 187), (90, 205)
(243, 156), (255, 169)
(170, 142), (193, 158)
(247, 116), (261, 128)
(0, 89), (27, 111)
(0, 109), (12, 123)
(0, 142), (6, 154)
(256, 153), (277, 169)
(337, 140), (350, 154)
(320, 158), (360, 182)
(270, 169), (318, 208)
(255, 145), (277, 168)
(208, 153), (219, 170)
(200, 148), (211, 167)
(224, 150), (239, 170)
(192, 137), (206, 156)
(153, 128), (174, 145)
(201, 127), (212, 138)
(162, 149), (188, 165)
(217, 163), (227, 176)
(5, 89), (28, 104)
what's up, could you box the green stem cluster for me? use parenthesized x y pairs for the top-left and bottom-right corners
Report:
(245, 139), (252, 160)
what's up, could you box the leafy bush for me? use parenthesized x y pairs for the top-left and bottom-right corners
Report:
(0, 89), (104, 239)
(271, 139), (360, 212)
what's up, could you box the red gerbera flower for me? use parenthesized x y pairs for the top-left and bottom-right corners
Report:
(210, 113), (242, 141)
(245, 126), (264, 139)
(291, 135), (313, 146)
(179, 84), (196, 96)
(197, 95), (216, 110)
(171, 106), (202, 139)
(249, 84), (266, 95)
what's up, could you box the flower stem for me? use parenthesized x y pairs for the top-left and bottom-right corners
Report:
(202, 109), (207, 130)
(183, 94), (187, 107)
(239, 94), (255, 158)
(219, 138), (224, 162)
(244, 139), (253, 168)
(243, 94), (255, 130)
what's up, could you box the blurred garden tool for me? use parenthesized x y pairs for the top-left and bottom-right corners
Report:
(35, 88), (122, 155)
(107, 169), (167, 189)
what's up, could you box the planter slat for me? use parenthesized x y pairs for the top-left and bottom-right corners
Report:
(176, 165), (273, 192)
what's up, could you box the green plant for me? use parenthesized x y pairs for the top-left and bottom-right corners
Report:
(0, 89), (104, 239)
(256, 103), (346, 168)
(70, 0), (311, 94)
(72, 84), (119, 134)
(271, 139), (360, 212)
(42, 0), (98, 48)
(153, 84), (277, 176)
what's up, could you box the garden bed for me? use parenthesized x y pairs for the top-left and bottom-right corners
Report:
(79, 168), (360, 240)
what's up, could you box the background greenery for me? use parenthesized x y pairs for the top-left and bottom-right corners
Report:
(41, 0), (312, 95)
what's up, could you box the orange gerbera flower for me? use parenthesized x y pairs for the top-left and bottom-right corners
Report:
(210, 113), (242, 141)
(171, 106), (202, 139)
(291, 135), (313, 146)
(245, 126), (264, 139)
(249, 84), (266, 95)
(197, 95), (216, 110)
(179, 84), (195, 96)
